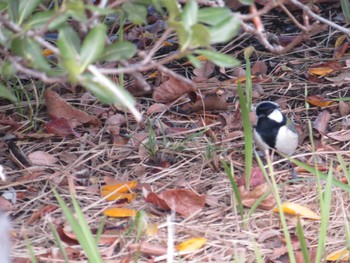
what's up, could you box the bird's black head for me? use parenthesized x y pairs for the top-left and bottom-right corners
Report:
(255, 101), (279, 117)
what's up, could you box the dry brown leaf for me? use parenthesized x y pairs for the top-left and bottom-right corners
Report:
(56, 225), (79, 245)
(313, 110), (331, 134)
(237, 166), (265, 187)
(193, 61), (215, 81)
(239, 183), (276, 210)
(128, 242), (167, 256)
(327, 130), (350, 142)
(106, 114), (125, 135)
(339, 101), (350, 116)
(146, 103), (168, 115)
(146, 189), (206, 217)
(153, 75), (194, 103)
(27, 205), (58, 225)
(44, 90), (100, 128)
(46, 118), (80, 137)
(252, 61), (268, 75)
(190, 94), (228, 113)
(28, 151), (58, 166)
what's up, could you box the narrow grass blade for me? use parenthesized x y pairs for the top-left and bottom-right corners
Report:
(296, 217), (310, 263)
(49, 221), (70, 263)
(222, 160), (244, 219)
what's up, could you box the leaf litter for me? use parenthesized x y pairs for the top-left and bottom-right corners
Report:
(2, 4), (350, 263)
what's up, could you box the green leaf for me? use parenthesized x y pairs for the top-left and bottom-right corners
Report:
(169, 20), (191, 50)
(239, 0), (254, 5)
(181, 0), (198, 29)
(57, 27), (81, 82)
(0, 2), (8, 12)
(25, 11), (68, 30)
(101, 41), (137, 62)
(11, 37), (51, 72)
(122, 2), (147, 25)
(80, 74), (136, 106)
(160, 0), (179, 20)
(80, 23), (107, 71)
(186, 55), (202, 68)
(198, 7), (232, 26)
(341, 0), (350, 23)
(65, 0), (86, 21)
(209, 15), (240, 44)
(18, 0), (42, 25)
(0, 83), (17, 103)
(7, 0), (19, 22)
(195, 49), (240, 68)
(0, 60), (16, 77)
(191, 24), (210, 48)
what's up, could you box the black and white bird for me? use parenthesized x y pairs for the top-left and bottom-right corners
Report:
(253, 101), (299, 178)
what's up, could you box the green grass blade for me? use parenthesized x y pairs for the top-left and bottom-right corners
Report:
(296, 217), (310, 263)
(222, 160), (244, 219)
(315, 161), (333, 263)
(48, 221), (70, 263)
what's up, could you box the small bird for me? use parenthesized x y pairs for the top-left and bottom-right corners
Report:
(252, 101), (299, 178)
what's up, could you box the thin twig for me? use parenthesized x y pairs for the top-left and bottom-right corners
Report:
(288, 0), (350, 36)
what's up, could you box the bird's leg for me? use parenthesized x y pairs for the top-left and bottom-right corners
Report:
(289, 161), (299, 180)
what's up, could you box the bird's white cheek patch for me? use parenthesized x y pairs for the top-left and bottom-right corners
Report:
(268, 109), (283, 123)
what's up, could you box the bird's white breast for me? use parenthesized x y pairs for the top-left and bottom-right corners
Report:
(275, 126), (298, 155)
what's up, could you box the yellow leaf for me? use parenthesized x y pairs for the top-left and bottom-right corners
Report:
(234, 75), (256, 84)
(42, 49), (54, 57)
(176, 237), (207, 252)
(326, 247), (350, 261)
(145, 223), (158, 236)
(103, 208), (137, 217)
(273, 202), (321, 220)
(101, 181), (137, 193)
(101, 191), (136, 202)
(308, 67), (334, 76)
(335, 34), (347, 48)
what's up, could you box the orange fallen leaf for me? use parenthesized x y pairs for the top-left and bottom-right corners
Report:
(234, 75), (256, 84)
(306, 95), (333, 107)
(307, 61), (343, 77)
(176, 237), (207, 252)
(325, 247), (350, 261)
(182, 55), (208, 66)
(103, 207), (137, 217)
(101, 192), (136, 202)
(273, 202), (321, 220)
(101, 181), (137, 193)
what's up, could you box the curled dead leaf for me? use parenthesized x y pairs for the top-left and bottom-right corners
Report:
(313, 109), (331, 134)
(153, 75), (194, 103)
(27, 205), (58, 225)
(146, 103), (168, 115)
(189, 94), (228, 113)
(44, 90), (100, 128)
(146, 189), (206, 217)
(239, 183), (276, 210)
(46, 118), (80, 137)
(339, 101), (350, 116)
